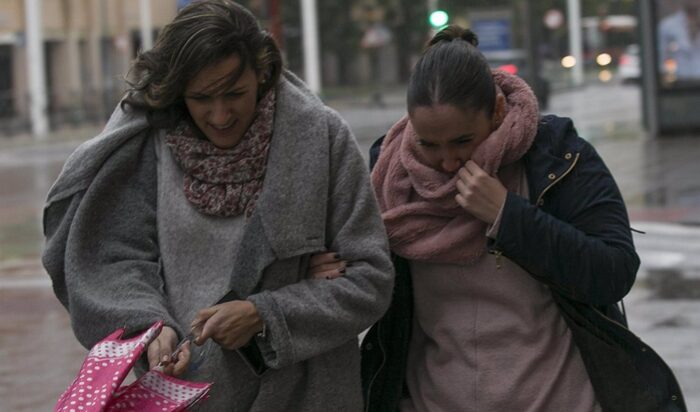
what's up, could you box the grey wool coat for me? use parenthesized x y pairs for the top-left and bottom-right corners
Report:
(42, 71), (394, 411)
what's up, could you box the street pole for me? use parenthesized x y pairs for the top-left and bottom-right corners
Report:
(25, 0), (49, 138)
(567, 0), (584, 86)
(300, 0), (321, 94)
(428, 0), (437, 13)
(140, 0), (154, 51)
(521, 0), (541, 104)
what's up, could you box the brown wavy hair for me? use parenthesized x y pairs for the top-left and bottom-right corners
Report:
(122, 0), (282, 124)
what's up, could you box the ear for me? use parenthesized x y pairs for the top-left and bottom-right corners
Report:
(492, 94), (506, 129)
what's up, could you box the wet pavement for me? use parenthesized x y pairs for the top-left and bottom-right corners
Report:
(2, 82), (700, 410)
(0, 289), (86, 411)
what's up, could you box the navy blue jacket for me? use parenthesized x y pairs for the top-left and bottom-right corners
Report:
(362, 115), (686, 412)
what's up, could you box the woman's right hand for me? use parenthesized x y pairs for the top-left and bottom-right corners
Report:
(146, 325), (191, 376)
(308, 252), (347, 280)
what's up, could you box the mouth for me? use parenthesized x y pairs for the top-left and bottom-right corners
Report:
(208, 119), (237, 132)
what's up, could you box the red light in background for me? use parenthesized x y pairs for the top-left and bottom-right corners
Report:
(619, 55), (630, 65)
(498, 64), (518, 75)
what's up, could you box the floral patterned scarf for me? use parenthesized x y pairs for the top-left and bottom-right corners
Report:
(165, 90), (276, 218)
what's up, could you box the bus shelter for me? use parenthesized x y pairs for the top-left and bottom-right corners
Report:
(641, 0), (700, 135)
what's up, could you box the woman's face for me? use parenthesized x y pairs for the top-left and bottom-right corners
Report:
(184, 54), (262, 149)
(409, 100), (502, 174)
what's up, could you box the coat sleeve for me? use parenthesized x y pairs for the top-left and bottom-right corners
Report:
(247, 112), (394, 369)
(42, 134), (181, 348)
(489, 139), (639, 306)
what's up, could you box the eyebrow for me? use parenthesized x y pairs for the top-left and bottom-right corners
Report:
(185, 86), (247, 98)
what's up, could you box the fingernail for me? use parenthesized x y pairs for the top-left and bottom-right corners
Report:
(162, 355), (169, 362)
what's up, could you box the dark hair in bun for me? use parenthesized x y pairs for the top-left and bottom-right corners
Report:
(407, 25), (495, 116)
(428, 25), (479, 47)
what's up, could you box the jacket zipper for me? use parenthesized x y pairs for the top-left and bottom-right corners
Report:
(365, 321), (387, 412)
(535, 152), (581, 206)
(493, 250), (503, 270)
(489, 153), (581, 269)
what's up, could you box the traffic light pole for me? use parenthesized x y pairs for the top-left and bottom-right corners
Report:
(428, 0), (437, 14)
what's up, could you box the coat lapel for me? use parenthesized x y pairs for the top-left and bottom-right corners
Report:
(228, 74), (330, 297)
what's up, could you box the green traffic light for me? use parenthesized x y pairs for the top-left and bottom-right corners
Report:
(429, 10), (449, 27)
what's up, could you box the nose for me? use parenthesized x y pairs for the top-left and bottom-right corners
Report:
(440, 157), (462, 174)
(209, 98), (232, 125)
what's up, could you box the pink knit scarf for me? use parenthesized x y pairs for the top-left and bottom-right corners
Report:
(371, 70), (539, 264)
(165, 90), (276, 218)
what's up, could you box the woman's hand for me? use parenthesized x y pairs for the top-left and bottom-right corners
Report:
(146, 325), (191, 376)
(455, 160), (508, 224)
(308, 252), (347, 280)
(192, 300), (264, 350)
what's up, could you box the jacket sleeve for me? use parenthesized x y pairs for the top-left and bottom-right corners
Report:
(247, 112), (395, 369)
(489, 139), (639, 306)
(42, 134), (181, 348)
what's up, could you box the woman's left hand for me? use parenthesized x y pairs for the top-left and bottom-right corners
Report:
(308, 252), (347, 280)
(455, 160), (508, 224)
(191, 300), (264, 350)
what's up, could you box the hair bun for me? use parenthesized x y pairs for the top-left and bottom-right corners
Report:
(428, 25), (479, 47)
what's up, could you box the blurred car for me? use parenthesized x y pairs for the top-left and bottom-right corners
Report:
(483, 49), (551, 110)
(618, 44), (641, 83)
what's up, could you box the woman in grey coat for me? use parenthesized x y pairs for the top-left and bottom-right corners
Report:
(42, 1), (393, 410)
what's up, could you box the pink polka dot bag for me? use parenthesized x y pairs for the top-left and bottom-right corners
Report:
(54, 320), (212, 412)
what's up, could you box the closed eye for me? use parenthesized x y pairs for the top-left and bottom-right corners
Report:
(417, 140), (438, 148)
(185, 94), (212, 101)
(453, 135), (474, 144)
(224, 90), (246, 98)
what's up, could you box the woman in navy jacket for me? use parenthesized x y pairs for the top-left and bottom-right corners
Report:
(358, 26), (685, 411)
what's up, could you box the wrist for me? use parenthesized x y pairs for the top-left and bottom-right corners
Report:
(246, 300), (266, 338)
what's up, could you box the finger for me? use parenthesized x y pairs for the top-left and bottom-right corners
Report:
(192, 306), (218, 328)
(161, 362), (175, 376)
(457, 167), (472, 184)
(196, 313), (220, 345)
(149, 340), (174, 371)
(464, 160), (485, 175)
(311, 261), (346, 274)
(309, 252), (341, 268)
(312, 267), (346, 280)
(456, 177), (470, 196)
(172, 341), (191, 377)
(147, 339), (162, 370)
(455, 193), (468, 209)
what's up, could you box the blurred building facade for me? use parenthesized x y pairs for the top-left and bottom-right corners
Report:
(0, 0), (641, 136)
(0, 0), (176, 133)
